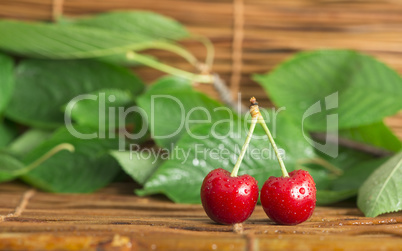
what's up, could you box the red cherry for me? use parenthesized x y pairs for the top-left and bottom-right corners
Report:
(201, 168), (259, 225)
(260, 169), (316, 225)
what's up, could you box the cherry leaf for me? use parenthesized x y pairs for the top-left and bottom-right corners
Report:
(357, 151), (402, 217)
(0, 53), (14, 114)
(0, 152), (27, 183)
(110, 150), (163, 185)
(21, 126), (122, 193)
(6, 59), (143, 128)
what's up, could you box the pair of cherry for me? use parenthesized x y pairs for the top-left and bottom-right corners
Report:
(201, 98), (316, 225)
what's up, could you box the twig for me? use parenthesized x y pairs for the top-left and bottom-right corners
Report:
(311, 132), (393, 157)
(213, 73), (247, 114)
(230, 0), (245, 100)
(0, 189), (36, 221)
(297, 157), (343, 176)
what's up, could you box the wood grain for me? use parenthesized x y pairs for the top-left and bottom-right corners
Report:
(0, 182), (401, 251)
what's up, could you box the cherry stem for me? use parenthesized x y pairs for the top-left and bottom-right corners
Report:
(190, 35), (215, 70)
(26, 143), (75, 172)
(250, 97), (289, 178)
(230, 117), (258, 177)
(126, 52), (213, 84)
(258, 120), (289, 177)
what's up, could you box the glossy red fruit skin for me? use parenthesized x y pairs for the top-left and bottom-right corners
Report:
(201, 168), (259, 225)
(260, 169), (316, 225)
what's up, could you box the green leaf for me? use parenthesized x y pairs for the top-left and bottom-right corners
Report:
(7, 129), (53, 157)
(137, 114), (316, 203)
(339, 121), (401, 153)
(253, 50), (402, 131)
(0, 53), (14, 113)
(67, 88), (134, 130)
(145, 75), (193, 94)
(332, 157), (389, 191)
(312, 121), (396, 203)
(62, 12), (190, 66)
(322, 147), (374, 171)
(136, 78), (235, 148)
(70, 11), (190, 41)
(357, 151), (402, 217)
(6, 59), (144, 128)
(0, 122), (18, 148)
(21, 126), (122, 193)
(316, 189), (357, 206)
(313, 120), (400, 200)
(110, 150), (163, 185)
(0, 152), (27, 182)
(311, 147), (382, 204)
(0, 20), (183, 59)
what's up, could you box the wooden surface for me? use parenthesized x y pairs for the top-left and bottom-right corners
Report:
(0, 182), (401, 251)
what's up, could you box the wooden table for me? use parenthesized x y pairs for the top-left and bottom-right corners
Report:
(0, 182), (401, 251)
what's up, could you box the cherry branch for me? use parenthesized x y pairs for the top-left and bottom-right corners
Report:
(310, 132), (393, 157)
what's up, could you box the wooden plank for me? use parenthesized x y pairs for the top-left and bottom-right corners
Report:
(0, 182), (401, 250)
